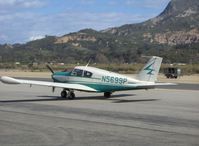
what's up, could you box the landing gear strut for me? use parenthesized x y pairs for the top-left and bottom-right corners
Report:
(104, 92), (112, 98)
(61, 90), (75, 100)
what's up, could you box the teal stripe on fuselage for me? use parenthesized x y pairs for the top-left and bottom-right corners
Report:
(53, 72), (70, 76)
(52, 71), (139, 92)
(56, 79), (136, 92)
(82, 83), (136, 92)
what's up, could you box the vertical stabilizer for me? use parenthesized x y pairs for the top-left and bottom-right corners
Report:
(137, 56), (163, 82)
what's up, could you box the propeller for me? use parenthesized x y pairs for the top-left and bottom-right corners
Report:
(46, 64), (55, 92)
(46, 64), (54, 74)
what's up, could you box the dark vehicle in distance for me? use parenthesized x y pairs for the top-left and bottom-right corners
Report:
(164, 67), (181, 79)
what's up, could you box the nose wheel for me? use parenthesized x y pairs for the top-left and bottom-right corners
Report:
(61, 90), (75, 100)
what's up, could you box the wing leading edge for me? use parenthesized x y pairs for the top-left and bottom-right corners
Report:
(0, 76), (97, 92)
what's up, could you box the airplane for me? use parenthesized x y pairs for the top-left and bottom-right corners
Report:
(0, 56), (174, 100)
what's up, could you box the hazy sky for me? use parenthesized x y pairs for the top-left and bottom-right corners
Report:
(0, 0), (170, 44)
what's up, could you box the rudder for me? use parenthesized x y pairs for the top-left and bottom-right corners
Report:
(137, 56), (163, 82)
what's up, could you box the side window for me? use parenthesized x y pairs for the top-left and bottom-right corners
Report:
(72, 69), (83, 77)
(84, 71), (92, 78)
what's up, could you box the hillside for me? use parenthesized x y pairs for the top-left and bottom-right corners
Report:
(104, 0), (199, 45)
(0, 0), (199, 64)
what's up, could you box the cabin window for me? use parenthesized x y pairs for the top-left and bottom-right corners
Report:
(83, 71), (92, 78)
(71, 69), (83, 77)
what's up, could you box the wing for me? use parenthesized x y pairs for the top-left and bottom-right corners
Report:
(127, 82), (177, 89)
(0, 76), (97, 92)
(153, 83), (177, 86)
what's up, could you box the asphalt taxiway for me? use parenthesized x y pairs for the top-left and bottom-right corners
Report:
(0, 82), (199, 146)
(16, 77), (199, 90)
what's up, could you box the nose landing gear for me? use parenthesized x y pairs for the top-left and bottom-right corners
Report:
(61, 90), (75, 100)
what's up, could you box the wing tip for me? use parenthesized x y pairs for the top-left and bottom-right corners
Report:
(0, 76), (21, 84)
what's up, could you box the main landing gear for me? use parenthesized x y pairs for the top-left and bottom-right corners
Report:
(61, 90), (75, 100)
(104, 92), (112, 98)
(60, 90), (112, 99)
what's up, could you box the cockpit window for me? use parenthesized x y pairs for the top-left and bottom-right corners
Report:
(71, 69), (83, 77)
(62, 68), (73, 72)
(83, 71), (92, 78)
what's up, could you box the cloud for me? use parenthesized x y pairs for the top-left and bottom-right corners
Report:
(0, 0), (16, 6)
(0, 0), (45, 8)
(80, 0), (96, 5)
(19, 0), (45, 8)
(0, 34), (8, 40)
(29, 35), (45, 41)
(0, 0), (170, 44)
(0, 10), (155, 44)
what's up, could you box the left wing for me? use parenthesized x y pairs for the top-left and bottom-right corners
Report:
(0, 76), (97, 92)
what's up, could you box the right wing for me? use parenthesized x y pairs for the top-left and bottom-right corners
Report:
(127, 82), (177, 89)
(0, 76), (97, 92)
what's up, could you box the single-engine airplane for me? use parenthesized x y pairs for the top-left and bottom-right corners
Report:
(0, 56), (174, 99)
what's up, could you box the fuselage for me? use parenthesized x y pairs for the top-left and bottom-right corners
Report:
(52, 66), (155, 92)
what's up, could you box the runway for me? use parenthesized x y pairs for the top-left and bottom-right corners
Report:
(16, 77), (199, 90)
(0, 82), (199, 146)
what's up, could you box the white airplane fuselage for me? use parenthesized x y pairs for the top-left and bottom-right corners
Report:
(52, 66), (155, 93)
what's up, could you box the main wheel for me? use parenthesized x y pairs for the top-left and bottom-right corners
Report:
(68, 92), (75, 100)
(104, 92), (111, 98)
(61, 90), (67, 98)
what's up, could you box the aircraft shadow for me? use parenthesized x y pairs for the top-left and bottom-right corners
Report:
(111, 99), (159, 103)
(0, 97), (63, 103)
(0, 94), (159, 103)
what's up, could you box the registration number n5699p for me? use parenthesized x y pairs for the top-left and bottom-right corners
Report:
(101, 76), (127, 84)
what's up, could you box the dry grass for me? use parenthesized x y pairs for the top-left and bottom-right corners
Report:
(0, 70), (198, 84)
(0, 70), (51, 78)
(158, 74), (199, 84)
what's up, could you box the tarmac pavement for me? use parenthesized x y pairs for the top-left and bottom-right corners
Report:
(0, 82), (199, 146)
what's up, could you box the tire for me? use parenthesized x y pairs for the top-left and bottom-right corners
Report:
(104, 92), (111, 98)
(61, 90), (67, 98)
(68, 92), (75, 100)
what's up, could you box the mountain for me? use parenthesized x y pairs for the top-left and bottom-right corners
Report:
(0, 0), (199, 64)
(104, 0), (199, 46)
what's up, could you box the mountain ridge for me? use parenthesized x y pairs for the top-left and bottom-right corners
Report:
(0, 0), (199, 64)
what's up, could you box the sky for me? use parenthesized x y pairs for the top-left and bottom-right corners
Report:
(0, 0), (170, 44)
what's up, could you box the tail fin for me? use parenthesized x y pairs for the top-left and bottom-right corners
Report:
(137, 56), (163, 82)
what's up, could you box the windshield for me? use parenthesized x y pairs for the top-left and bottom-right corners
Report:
(71, 69), (93, 78)
(71, 69), (83, 77)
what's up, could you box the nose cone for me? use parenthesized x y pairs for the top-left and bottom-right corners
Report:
(52, 72), (70, 82)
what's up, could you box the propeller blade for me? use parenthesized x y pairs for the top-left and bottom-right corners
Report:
(46, 64), (54, 74)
